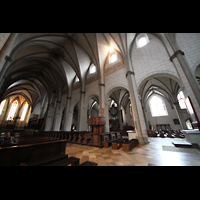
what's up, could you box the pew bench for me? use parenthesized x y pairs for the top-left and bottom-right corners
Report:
(0, 139), (67, 166)
(44, 156), (80, 166)
(122, 139), (139, 152)
(103, 138), (120, 148)
(82, 133), (92, 145)
(111, 138), (129, 150)
(78, 161), (97, 166)
(0, 138), (58, 147)
(20, 153), (69, 166)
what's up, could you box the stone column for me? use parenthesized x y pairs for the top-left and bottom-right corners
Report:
(173, 101), (187, 130)
(99, 83), (105, 117)
(170, 50), (200, 107)
(44, 93), (56, 131)
(118, 107), (123, 130)
(123, 52), (149, 143)
(126, 71), (149, 144)
(78, 91), (88, 131)
(62, 96), (72, 131)
(104, 101), (110, 132)
(0, 33), (19, 68)
(51, 101), (62, 131)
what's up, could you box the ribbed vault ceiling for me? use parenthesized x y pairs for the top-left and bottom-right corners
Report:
(0, 33), (169, 111)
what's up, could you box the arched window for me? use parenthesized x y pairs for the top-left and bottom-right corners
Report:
(0, 100), (6, 115)
(20, 102), (29, 121)
(149, 95), (168, 117)
(7, 100), (18, 120)
(90, 64), (96, 74)
(109, 52), (117, 63)
(177, 91), (186, 109)
(136, 33), (149, 48)
(75, 76), (79, 82)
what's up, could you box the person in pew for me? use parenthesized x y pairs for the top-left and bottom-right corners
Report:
(0, 132), (16, 144)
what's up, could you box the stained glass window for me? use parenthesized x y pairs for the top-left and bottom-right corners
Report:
(7, 100), (18, 120)
(0, 100), (6, 115)
(20, 102), (28, 121)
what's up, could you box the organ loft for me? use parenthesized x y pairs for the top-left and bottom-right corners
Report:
(0, 33), (200, 166)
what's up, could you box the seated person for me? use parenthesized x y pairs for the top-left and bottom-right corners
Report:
(0, 132), (17, 144)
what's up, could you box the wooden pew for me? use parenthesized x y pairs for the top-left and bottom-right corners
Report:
(0, 139), (67, 166)
(20, 153), (69, 166)
(122, 139), (139, 152)
(0, 137), (58, 147)
(44, 156), (80, 166)
(82, 133), (92, 145)
(77, 132), (86, 144)
(111, 138), (129, 150)
(103, 133), (120, 148)
(78, 161), (97, 166)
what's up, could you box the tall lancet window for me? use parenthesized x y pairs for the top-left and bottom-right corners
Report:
(177, 91), (186, 109)
(20, 102), (29, 121)
(149, 95), (168, 117)
(0, 100), (6, 115)
(7, 100), (18, 120)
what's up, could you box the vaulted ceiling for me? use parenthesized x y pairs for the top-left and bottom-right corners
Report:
(139, 77), (181, 110)
(0, 33), (169, 111)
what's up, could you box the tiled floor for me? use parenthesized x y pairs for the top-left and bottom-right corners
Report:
(65, 137), (200, 166)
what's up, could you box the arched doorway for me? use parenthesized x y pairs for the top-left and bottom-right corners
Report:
(107, 88), (133, 132)
(72, 102), (79, 131)
(87, 95), (99, 131)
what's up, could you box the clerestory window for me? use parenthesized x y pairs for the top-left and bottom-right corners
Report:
(136, 33), (149, 48)
(90, 65), (96, 74)
(109, 52), (117, 63)
(177, 91), (186, 109)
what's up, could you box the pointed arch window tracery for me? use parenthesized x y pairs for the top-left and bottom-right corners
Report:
(20, 102), (29, 121)
(7, 100), (18, 120)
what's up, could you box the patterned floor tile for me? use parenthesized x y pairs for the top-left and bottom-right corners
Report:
(65, 138), (200, 166)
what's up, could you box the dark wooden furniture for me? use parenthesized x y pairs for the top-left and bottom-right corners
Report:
(0, 139), (67, 166)
(44, 156), (80, 166)
(20, 153), (69, 166)
(111, 138), (129, 150)
(103, 133), (119, 148)
(122, 139), (139, 152)
(122, 125), (134, 136)
(78, 161), (97, 166)
(156, 124), (171, 131)
(82, 133), (92, 144)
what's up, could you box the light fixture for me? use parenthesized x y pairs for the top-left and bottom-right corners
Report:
(108, 46), (113, 52)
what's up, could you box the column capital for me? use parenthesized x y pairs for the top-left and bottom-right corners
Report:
(170, 50), (185, 62)
(126, 70), (135, 78)
(99, 83), (105, 87)
(173, 101), (179, 105)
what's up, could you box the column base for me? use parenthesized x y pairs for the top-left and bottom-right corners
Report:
(136, 136), (150, 144)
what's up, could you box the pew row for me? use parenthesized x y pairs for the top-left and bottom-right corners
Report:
(0, 139), (67, 166)
(122, 139), (139, 152)
(111, 138), (129, 150)
(21, 153), (97, 166)
(38, 131), (123, 148)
